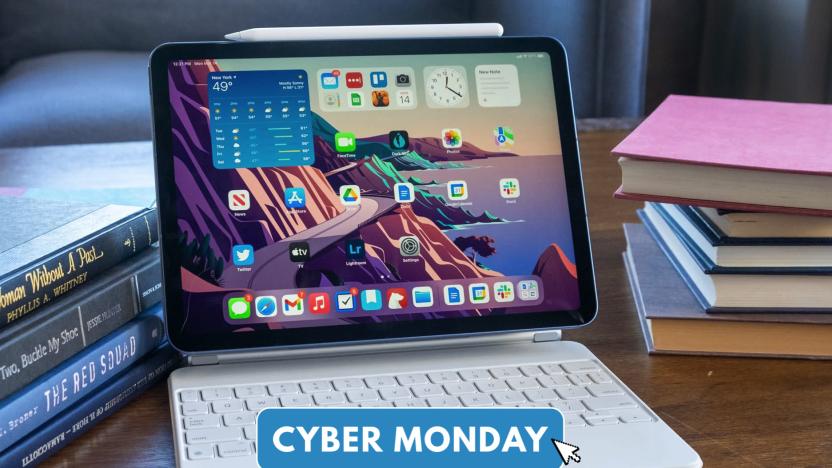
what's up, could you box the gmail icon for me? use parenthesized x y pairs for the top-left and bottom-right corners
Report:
(281, 293), (304, 316)
(228, 189), (250, 211)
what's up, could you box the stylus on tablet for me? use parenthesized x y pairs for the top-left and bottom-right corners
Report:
(224, 23), (504, 42)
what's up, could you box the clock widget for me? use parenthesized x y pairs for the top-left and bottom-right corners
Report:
(424, 66), (470, 108)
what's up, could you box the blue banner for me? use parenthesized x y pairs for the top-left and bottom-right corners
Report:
(257, 408), (565, 468)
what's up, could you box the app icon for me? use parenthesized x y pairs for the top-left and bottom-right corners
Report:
(389, 130), (409, 151)
(360, 289), (383, 311)
(339, 185), (361, 206)
(335, 290), (356, 312)
(255, 296), (278, 317)
(284, 187), (306, 209)
(399, 235), (420, 257)
(323, 92), (340, 108)
(443, 284), (465, 306)
(394, 182), (415, 203)
(396, 90), (415, 108)
(469, 283), (490, 304)
(321, 71), (339, 89)
(441, 128), (463, 148)
(349, 92), (363, 108)
(346, 239), (366, 261)
(499, 178), (520, 199)
(308, 292), (331, 314)
(228, 190), (250, 211)
(227, 297), (250, 319)
(395, 73), (411, 87)
(447, 180), (468, 201)
(345, 72), (363, 88)
(518, 280), (540, 301)
(493, 281), (515, 303)
(281, 293), (304, 316)
(412, 286), (434, 308)
(371, 90), (390, 107)
(386, 288), (408, 309)
(369, 71), (388, 88)
(494, 126), (515, 147)
(334, 132), (356, 153)
(289, 241), (310, 262)
(232, 244), (255, 266)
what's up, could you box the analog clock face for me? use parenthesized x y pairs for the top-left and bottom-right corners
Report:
(425, 66), (469, 108)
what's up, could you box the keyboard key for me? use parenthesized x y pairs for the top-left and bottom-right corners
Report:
(583, 395), (638, 412)
(427, 396), (462, 407)
(181, 402), (209, 416)
(179, 390), (199, 402)
(539, 363), (565, 375)
(300, 380), (333, 393)
(395, 399), (428, 407)
(365, 376), (397, 388)
(410, 383), (444, 398)
(224, 412), (256, 426)
(211, 400), (244, 414)
(519, 365), (544, 377)
(280, 394), (313, 407)
(537, 375), (571, 388)
(244, 425), (257, 440)
(586, 416), (619, 426)
(555, 386), (590, 400)
(524, 388), (558, 402)
(459, 369), (491, 381)
(186, 427), (242, 444)
(361, 401), (393, 407)
(474, 380), (509, 393)
(564, 414), (586, 427)
(443, 382), (476, 395)
(313, 392), (347, 405)
(184, 414), (220, 429)
(201, 388), (232, 401)
(567, 374), (594, 386)
(506, 377), (540, 390)
(582, 411), (613, 420)
(333, 378), (365, 391)
(561, 361), (600, 374)
(490, 367), (522, 379)
(267, 383), (300, 396)
(380, 387), (412, 401)
(234, 385), (266, 398)
(587, 383), (625, 397)
(218, 441), (252, 457)
(245, 397), (278, 412)
(550, 400), (586, 413)
(187, 444), (214, 460)
(616, 409), (653, 423)
(347, 389), (380, 402)
(460, 394), (495, 407)
(428, 371), (461, 383)
(396, 373), (429, 386)
(492, 391), (526, 405)
(587, 371), (612, 384)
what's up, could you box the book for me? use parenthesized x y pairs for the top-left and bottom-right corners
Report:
(623, 223), (832, 358)
(697, 207), (832, 239)
(639, 204), (832, 312)
(613, 95), (832, 216)
(0, 344), (180, 468)
(0, 196), (158, 328)
(0, 248), (162, 400)
(0, 307), (164, 452)
(657, 203), (832, 268)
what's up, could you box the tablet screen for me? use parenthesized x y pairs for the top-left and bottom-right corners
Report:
(166, 50), (579, 336)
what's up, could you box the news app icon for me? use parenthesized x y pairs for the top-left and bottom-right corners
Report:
(228, 190), (250, 211)
(394, 183), (415, 203)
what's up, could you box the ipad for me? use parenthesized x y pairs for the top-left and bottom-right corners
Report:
(149, 37), (596, 353)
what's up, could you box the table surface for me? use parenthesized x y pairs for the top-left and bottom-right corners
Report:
(3, 131), (830, 468)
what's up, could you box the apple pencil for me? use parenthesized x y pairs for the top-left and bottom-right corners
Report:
(224, 23), (504, 42)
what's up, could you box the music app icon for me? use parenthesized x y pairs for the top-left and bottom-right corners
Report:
(308, 292), (331, 314)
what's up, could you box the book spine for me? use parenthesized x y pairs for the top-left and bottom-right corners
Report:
(0, 256), (162, 400)
(0, 209), (158, 328)
(0, 309), (164, 452)
(0, 345), (180, 468)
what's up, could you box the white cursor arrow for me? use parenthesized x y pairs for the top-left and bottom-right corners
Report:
(551, 438), (581, 465)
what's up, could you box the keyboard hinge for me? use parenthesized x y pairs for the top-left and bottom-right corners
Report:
(533, 330), (562, 342)
(188, 354), (219, 366)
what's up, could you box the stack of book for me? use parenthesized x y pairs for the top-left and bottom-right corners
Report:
(0, 197), (180, 467)
(614, 95), (832, 358)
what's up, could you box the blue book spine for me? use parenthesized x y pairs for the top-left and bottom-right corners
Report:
(0, 344), (180, 468)
(0, 306), (165, 453)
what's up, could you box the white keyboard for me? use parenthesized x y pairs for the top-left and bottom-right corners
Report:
(174, 359), (654, 462)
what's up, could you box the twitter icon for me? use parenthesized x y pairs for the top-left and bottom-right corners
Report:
(232, 244), (255, 266)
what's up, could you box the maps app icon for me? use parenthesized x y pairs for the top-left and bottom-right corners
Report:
(494, 126), (515, 147)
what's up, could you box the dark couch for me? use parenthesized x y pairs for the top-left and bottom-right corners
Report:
(0, 0), (650, 147)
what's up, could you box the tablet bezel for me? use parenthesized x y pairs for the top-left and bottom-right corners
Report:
(149, 37), (596, 353)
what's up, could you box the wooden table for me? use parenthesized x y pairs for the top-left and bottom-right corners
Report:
(3, 131), (829, 467)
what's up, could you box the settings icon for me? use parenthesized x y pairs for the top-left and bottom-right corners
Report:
(399, 236), (420, 257)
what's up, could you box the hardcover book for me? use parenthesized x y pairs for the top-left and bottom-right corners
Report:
(613, 95), (832, 215)
(623, 223), (832, 358)
(0, 248), (162, 400)
(695, 206), (832, 239)
(0, 307), (164, 452)
(0, 197), (158, 328)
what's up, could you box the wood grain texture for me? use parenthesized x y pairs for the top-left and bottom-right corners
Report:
(3, 132), (828, 467)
